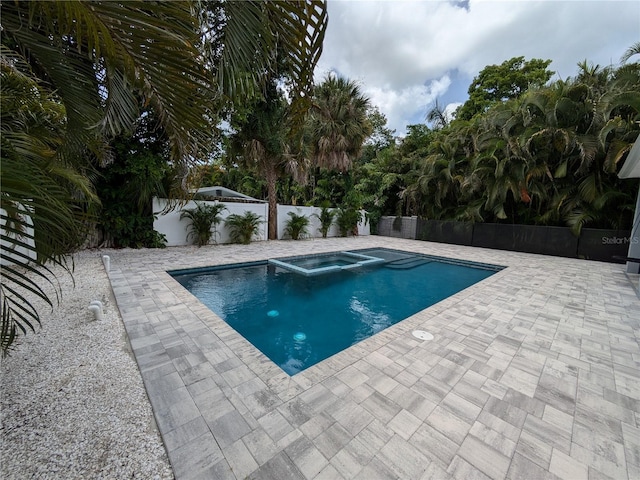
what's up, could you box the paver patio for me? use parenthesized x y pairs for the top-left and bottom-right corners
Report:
(106, 237), (640, 479)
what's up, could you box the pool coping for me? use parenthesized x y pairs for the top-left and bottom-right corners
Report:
(168, 247), (506, 381)
(106, 237), (640, 480)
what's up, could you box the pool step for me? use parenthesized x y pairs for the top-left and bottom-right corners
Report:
(384, 258), (432, 270)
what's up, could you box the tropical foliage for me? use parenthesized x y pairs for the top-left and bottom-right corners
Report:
(229, 81), (305, 241)
(284, 212), (310, 240)
(307, 75), (373, 171)
(180, 203), (227, 247)
(96, 112), (170, 248)
(225, 212), (264, 245)
(1, 63), (95, 352)
(208, 53), (639, 238)
(0, 0), (328, 353)
(228, 73), (371, 239)
(336, 207), (363, 237)
(456, 56), (554, 121)
(314, 205), (336, 238)
(401, 59), (640, 234)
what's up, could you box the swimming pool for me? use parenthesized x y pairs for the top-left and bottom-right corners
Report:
(171, 248), (502, 375)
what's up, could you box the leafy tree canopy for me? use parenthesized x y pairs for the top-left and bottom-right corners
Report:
(456, 56), (554, 120)
(95, 110), (171, 248)
(307, 75), (372, 171)
(0, 0), (328, 353)
(363, 106), (396, 152)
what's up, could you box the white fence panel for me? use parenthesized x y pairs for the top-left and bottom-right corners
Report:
(1, 206), (37, 266)
(153, 198), (369, 247)
(278, 205), (369, 239)
(153, 198), (268, 247)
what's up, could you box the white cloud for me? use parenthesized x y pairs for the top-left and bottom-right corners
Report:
(365, 75), (452, 134)
(316, 0), (640, 135)
(444, 102), (463, 123)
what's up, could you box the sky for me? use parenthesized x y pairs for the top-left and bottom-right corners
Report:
(314, 0), (640, 136)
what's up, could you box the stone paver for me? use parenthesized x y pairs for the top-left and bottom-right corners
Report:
(105, 237), (640, 479)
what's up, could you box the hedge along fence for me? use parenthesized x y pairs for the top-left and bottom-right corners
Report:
(153, 198), (370, 247)
(377, 216), (633, 263)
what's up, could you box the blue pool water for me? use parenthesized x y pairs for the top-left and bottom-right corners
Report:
(171, 248), (501, 375)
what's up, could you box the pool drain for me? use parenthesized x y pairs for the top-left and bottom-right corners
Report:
(267, 310), (279, 318)
(293, 332), (307, 341)
(412, 330), (434, 341)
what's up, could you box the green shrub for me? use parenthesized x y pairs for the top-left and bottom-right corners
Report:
(180, 203), (226, 246)
(284, 211), (310, 240)
(314, 206), (336, 238)
(225, 211), (263, 244)
(95, 111), (170, 249)
(336, 208), (362, 237)
(99, 210), (167, 248)
(145, 229), (168, 249)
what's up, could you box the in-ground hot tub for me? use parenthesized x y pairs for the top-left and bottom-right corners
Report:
(267, 251), (385, 276)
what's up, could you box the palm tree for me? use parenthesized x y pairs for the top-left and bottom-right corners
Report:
(225, 212), (264, 245)
(307, 75), (372, 171)
(229, 82), (308, 240)
(314, 205), (336, 238)
(403, 122), (474, 220)
(359, 51), (639, 235)
(426, 100), (450, 130)
(3, 1), (327, 167)
(180, 203), (227, 246)
(476, 68), (640, 231)
(1, 0), (328, 353)
(336, 207), (362, 237)
(621, 42), (640, 64)
(1, 64), (96, 352)
(284, 211), (310, 240)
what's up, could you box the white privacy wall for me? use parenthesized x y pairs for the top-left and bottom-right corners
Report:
(153, 198), (369, 247)
(153, 198), (268, 246)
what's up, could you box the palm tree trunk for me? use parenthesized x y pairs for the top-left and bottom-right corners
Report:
(266, 163), (278, 240)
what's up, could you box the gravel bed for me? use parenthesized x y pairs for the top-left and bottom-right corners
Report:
(0, 250), (173, 479)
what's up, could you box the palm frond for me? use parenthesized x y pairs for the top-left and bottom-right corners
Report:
(621, 42), (640, 64)
(0, 0), (328, 352)
(1, 63), (91, 353)
(603, 138), (633, 173)
(564, 209), (596, 236)
(574, 134), (600, 173)
(309, 75), (372, 171)
(3, 1), (217, 168)
(213, 1), (326, 125)
(602, 90), (640, 120)
(577, 173), (599, 203)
